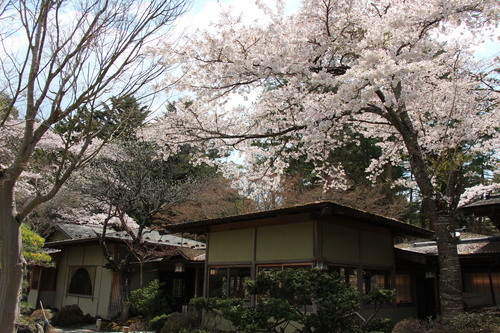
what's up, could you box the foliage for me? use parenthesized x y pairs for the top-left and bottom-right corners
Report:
(361, 317), (394, 333)
(157, 174), (258, 226)
(427, 312), (500, 333)
(75, 140), (208, 321)
(0, 93), (19, 120)
(393, 312), (500, 333)
(102, 96), (151, 140)
(360, 287), (396, 331)
(190, 297), (255, 332)
(392, 318), (429, 333)
(54, 95), (149, 144)
(21, 225), (52, 266)
(21, 224), (52, 304)
(130, 280), (172, 319)
(150, 314), (170, 333)
(77, 141), (209, 228)
(19, 302), (31, 316)
(250, 126), (413, 219)
(363, 287), (396, 306)
(160, 312), (201, 333)
(191, 269), (360, 333)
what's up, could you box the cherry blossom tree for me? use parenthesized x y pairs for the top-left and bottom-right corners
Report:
(74, 141), (195, 321)
(155, 0), (499, 315)
(0, 0), (191, 331)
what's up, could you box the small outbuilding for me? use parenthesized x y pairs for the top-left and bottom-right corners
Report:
(28, 223), (205, 319)
(166, 201), (433, 322)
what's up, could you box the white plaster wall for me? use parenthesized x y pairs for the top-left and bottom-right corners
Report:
(53, 244), (114, 319)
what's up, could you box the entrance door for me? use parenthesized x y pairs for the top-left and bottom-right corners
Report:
(416, 273), (437, 318)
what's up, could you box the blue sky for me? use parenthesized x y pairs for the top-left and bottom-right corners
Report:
(183, 0), (498, 59)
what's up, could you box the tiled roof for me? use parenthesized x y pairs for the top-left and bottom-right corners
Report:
(56, 223), (103, 239)
(48, 223), (205, 249)
(178, 248), (206, 261)
(462, 194), (500, 210)
(397, 233), (500, 256)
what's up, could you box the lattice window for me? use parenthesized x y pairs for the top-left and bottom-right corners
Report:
(395, 273), (413, 304)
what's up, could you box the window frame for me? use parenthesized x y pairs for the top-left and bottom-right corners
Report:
(256, 263), (313, 274)
(361, 267), (393, 306)
(207, 265), (252, 301)
(362, 268), (392, 294)
(463, 271), (500, 295)
(171, 278), (184, 298)
(328, 265), (359, 290)
(30, 266), (58, 291)
(30, 266), (42, 290)
(67, 266), (96, 297)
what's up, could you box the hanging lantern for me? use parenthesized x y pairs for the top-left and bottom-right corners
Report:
(174, 263), (185, 273)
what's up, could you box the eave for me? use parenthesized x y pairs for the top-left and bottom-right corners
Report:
(165, 201), (433, 239)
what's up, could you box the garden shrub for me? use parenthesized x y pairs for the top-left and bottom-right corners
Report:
(360, 287), (396, 332)
(150, 314), (170, 333)
(393, 312), (500, 333)
(362, 317), (393, 333)
(160, 312), (201, 333)
(391, 318), (428, 333)
(191, 268), (361, 333)
(20, 301), (32, 316)
(130, 279), (172, 319)
(427, 312), (500, 333)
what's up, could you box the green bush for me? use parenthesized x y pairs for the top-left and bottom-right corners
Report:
(20, 301), (32, 315)
(160, 312), (200, 333)
(361, 287), (395, 332)
(150, 314), (170, 333)
(191, 269), (361, 333)
(130, 279), (172, 319)
(362, 317), (393, 332)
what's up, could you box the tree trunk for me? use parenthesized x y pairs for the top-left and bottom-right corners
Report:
(386, 98), (464, 315)
(435, 213), (463, 314)
(118, 271), (131, 323)
(139, 261), (144, 287)
(0, 183), (24, 333)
